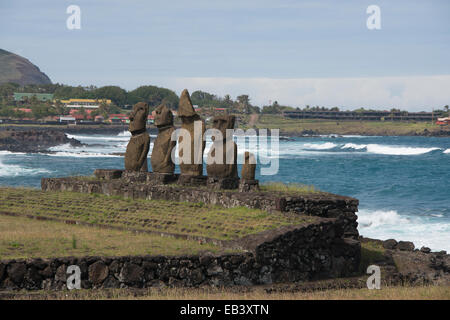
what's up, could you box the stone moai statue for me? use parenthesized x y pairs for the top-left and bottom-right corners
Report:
(124, 102), (150, 171)
(151, 104), (176, 174)
(239, 151), (259, 192)
(206, 115), (238, 180)
(177, 89), (206, 177)
(241, 151), (256, 180)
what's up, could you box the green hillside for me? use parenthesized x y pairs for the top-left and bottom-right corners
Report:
(0, 49), (51, 86)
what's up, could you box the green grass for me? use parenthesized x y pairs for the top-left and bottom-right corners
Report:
(0, 214), (228, 260)
(253, 114), (445, 136)
(0, 187), (314, 241)
(359, 240), (386, 273)
(260, 182), (319, 194)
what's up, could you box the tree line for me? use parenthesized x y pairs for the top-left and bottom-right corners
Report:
(1, 82), (447, 118)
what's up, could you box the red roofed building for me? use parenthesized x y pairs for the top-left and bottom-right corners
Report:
(108, 114), (129, 123)
(214, 108), (226, 114)
(13, 108), (32, 113)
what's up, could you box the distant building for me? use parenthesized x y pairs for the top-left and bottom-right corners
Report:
(59, 116), (76, 124)
(436, 117), (450, 125)
(14, 92), (54, 102)
(108, 114), (128, 124)
(59, 98), (112, 109)
(283, 110), (435, 122)
(14, 108), (32, 113)
(214, 108), (226, 114)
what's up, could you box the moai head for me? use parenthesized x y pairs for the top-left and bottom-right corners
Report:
(178, 89), (199, 123)
(128, 102), (149, 132)
(212, 115), (235, 142)
(153, 104), (173, 127)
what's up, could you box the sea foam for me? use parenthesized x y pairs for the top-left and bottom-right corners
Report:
(341, 143), (440, 155)
(357, 209), (450, 252)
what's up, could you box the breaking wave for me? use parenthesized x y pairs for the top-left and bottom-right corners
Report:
(303, 142), (337, 150)
(357, 209), (450, 252)
(339, 143), (441, 155)
(0, 157), (51, 177)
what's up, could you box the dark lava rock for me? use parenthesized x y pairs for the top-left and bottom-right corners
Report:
(420, 246), (431, 254)
(0, 263), (6, 281)
(0, 129), (83, 153)
(119, 263), (144, 285)
(102, 276), (120, 289)
(382, 239), (398, 250)
(88, 261), (109, 285)
(397, 241), (415, 251)
(7, 262), (26, 284)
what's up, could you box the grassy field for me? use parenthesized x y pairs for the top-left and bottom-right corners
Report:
(252, 114), (446, 136)
(260, 182), (319, 194)
(0, 187), (314, 241)
(0, 214), (227, 260)
(4, 285), (449, 300)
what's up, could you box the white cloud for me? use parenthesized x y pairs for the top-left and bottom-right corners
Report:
(149, 75), (450, 111)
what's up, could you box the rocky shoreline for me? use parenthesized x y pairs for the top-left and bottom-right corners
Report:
(1, 124), (449, 137)
(359, 237), (449, 286)
(0, 128), (83, 153)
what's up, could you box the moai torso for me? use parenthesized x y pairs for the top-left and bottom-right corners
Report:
(241, 151), (256, 180)
(124, 102), (150, 171)
(206, 115), (238, 178)
(151, 104), (176, 173)
(177, 89), (206, 176)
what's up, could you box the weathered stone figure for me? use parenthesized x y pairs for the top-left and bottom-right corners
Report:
(241, 151), (256, 180)
(206, 115), (238, 179)
(151, 104), (176, 173)
(177, 89), (206, 176)
(124, 102), (150, 171)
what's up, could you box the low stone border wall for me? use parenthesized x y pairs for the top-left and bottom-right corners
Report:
(5, 174), (362, 291)
(0, 220), (360, 290)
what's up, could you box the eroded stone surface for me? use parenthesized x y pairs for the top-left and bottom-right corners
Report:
(206, 115), (238, 179)
(241, 152), (256, 180)
(151, 104), (176, 174)
(177, 89), (206, 177)
(124, 102), (150, 171)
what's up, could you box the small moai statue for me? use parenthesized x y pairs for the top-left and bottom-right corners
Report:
(177, 89), (206, 177)
(241, 151), (256, 180)
(151, 104), (176, 174)
(239, 151), (259, 192)
(206, 115), (239, 189)
(124, 102), (150, 171)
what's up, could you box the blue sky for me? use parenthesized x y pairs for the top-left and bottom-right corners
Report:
(1, 0), (449, 110)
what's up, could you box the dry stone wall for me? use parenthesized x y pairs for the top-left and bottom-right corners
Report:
(0, 175), (364, 290)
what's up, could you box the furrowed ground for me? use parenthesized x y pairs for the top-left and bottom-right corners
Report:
(0, 187), (315, 241)
(0, 215), (228, 259)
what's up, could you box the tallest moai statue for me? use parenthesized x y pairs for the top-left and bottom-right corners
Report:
(177, 89), (206, 177)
